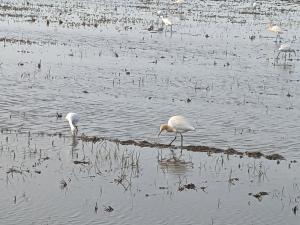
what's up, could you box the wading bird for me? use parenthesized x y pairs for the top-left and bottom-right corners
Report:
(173, 0), (184, 12)
(251, 0), (258, 9)
(158, 115), (195, 148)
(161, 16), (173, 33)
(157, 10), (163, 17)
(174, 0), (184, 4)
(156, 10), (163, 27)
(276, 43), (296, 62)
(65, 112), (80, 136)
(267, 23), (282, 43)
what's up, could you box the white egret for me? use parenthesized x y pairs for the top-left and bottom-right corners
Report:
(157, 10), (163, 17)
(173, 0), (184, 12)
(65, 112), (80, 136)
(158, 115), (195, 148)
(156, 10), (163, 28)
(267, 23), (283, 42)
(277, 43), (296, 62)
(251, 0), (258, 9)
(161, 16), (173, 33)
(174, 0), (184, 4)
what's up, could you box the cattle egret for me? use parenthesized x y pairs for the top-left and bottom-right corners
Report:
(277, 43), (296, 62)
(268, 23), (283, 42)
(65, 112), (80, 136)
(158, 115), (195, 148)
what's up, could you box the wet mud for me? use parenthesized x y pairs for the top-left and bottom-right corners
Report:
(79, 134), (285, 160)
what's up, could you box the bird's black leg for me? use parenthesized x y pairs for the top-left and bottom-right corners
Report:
(180, 133), (183, 147)
(276, 52), (280, 60)
(276, 34), (280, 43)
(169, 134), (177, 146)
(180, 133), (183, 154)
(284, 52), (287, 63)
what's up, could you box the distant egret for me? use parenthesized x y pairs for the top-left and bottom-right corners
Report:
(157, 10), (163, 17)
(251, 0), (258, 9)
(173, 0), (185, 12)
(161, 16), (173, 33)
(156, 10), (164, 27)
(158, 115), (195, 148)
(277, 43), (296, 62)
(65, 112), (80, 136)
(174, 0), (184, 3)
(268, 23), (283, 43)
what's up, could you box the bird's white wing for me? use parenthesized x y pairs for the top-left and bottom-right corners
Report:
(279, 43), (290, 50)
(168, 115), (195, 132)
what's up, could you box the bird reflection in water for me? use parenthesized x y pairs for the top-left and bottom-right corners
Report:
(70, 135), (79, 159)
(158, 151), (193, 176)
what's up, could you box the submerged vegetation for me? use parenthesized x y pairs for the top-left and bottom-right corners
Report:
(0, 0), (299, 224)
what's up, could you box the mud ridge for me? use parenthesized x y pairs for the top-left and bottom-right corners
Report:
(79, 134), (285, 161)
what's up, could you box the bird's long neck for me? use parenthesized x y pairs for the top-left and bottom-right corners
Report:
(68, 120), (76, 133)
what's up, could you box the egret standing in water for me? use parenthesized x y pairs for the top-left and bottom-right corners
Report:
(267, 23), (283, 43)
(158, 115), (195, 148)
(156, 10), (163, 28)
(251, 0), (258, 9)
(161, 16), (173, 33)
(173, 0), (184, 13)
(277, 43), (296, 62)
(65, 112), (80, 136)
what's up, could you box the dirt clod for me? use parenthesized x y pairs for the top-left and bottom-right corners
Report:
(178, 183), (196, 191)
(265, 154), (285, 160)
(104, 206), (114, 212)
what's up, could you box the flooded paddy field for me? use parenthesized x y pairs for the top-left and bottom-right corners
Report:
(0, 132), (299, 225)
(0, 0), (300, 224)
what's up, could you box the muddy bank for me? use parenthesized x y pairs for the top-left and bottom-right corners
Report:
(79, 134), (285, 160)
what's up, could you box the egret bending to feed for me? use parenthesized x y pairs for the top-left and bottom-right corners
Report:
(267, 23), (282, 43)
(277, 43), (296, 62)
(158, 115), (195, 148)
(65, 112), (80, 136)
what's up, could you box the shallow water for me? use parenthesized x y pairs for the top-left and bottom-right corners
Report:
(1, 1), (300, 223)
(0, 0), (300, 159)
(0, 132), (299, 225)
(1, 5), (300, 223)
